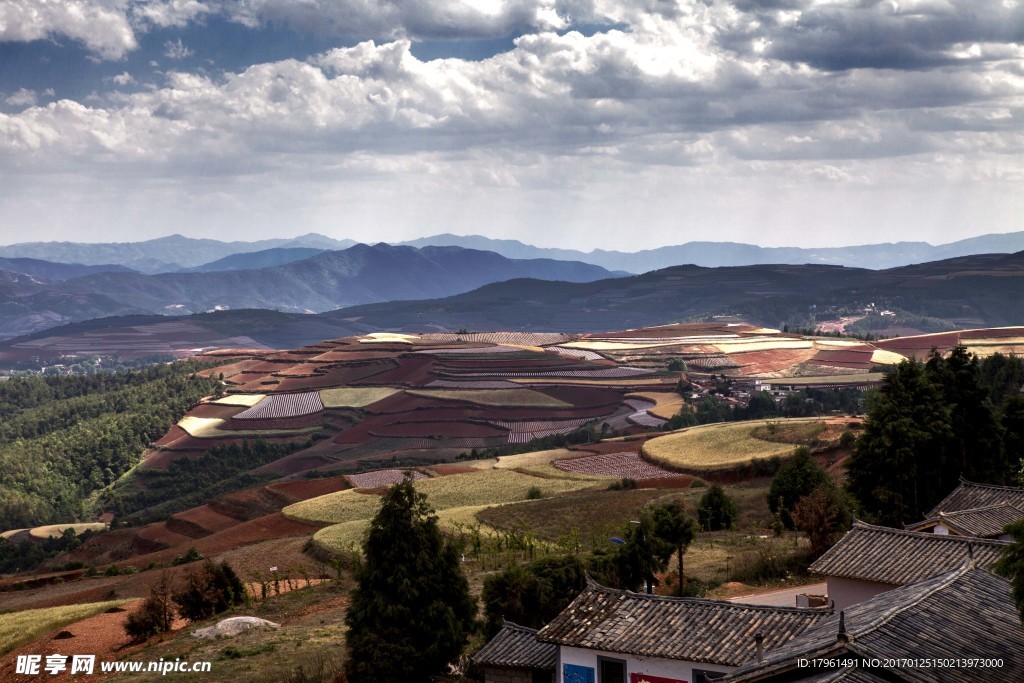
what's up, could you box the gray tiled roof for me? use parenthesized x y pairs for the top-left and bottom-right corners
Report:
(536, 579), (828, 667)
(472, 621), (557, 671)
(808, 521), (1007, 586)
(724, 564), (1024, 683)
(907, 502), (1024, 538)
(925, 478), (1024, 518)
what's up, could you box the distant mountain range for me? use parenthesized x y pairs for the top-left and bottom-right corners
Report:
(2, 230), (1023, 275)
(4, 252), (1023, 358)
(400, 231), (1024, 272)
(0, 233), (355, 273)
(0, 244), (615, 341)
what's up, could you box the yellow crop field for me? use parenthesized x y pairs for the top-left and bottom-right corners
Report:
(319, 387), (400, 408)
(0, 528), (27, 539)
(282, 489), (386, 525)
(406, 388), (571, 408)
(715, 339), (813, 353)
(627, 391), (685, 420)
(210, 393), (265, 407)
(494, 448), (577, 469)
(642, 419), (821, 470)
(359, 332), (419, 343)
(285, 469), (601, 526)
(28, 523), (107, 540)
(869, 348), (907, 364)
(1, 600), (131, 655)
(777, 373), (886, 386)
(176, 415), (319, 438)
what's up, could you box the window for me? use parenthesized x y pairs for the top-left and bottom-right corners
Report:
(597, 657), (627, 683)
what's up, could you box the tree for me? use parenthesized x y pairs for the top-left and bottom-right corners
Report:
(745, 391), (778, 420)
(847, 360), (953, 526)
(172, 560), (245, 622)
(698, 484), (738, 531)
(651, 500), (697, 596)
(344, 479), (476, 683)
(767, 447), (832, 529)
(481, 555), (586, 636)
(124, 572), (175, 642)
(926, 346), (1006, 484)
(996, 519), (1024, 624)
(792, 485), (851, 558)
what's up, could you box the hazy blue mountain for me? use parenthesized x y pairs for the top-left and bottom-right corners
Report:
(0, 233), (354, 273)
(183, 247), (329, 272)
(57, 243), (616, 314)
(0, 257), (134, 281)
(401, 231), (1024, 272)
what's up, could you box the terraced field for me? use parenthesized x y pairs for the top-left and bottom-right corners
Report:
(641, 418), (825, 471)
(406, 388), (572, 407)
(319, 386), (400, 408)
(0, 600), (131, 655)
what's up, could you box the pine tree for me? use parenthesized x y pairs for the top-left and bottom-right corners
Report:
(344, 479), (476, 683)
(651, 500), (697, 596)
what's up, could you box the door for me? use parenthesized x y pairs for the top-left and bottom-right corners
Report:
(598, 657), (627, 683)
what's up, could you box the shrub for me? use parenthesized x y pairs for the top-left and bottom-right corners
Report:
(526, 486), (543, 500)
(172, 560), (245, 622)
(607, 478), (638, 491)
(171, 547), (204, 566)
(697, 484), (739, 531)
(839, 430), (856, 449)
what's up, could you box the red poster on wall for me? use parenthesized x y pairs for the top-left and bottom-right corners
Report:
(629, 674), (687, 683)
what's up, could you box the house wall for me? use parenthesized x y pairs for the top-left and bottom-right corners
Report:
(827, 576), (897, 611)
(559, 646), (733, 683)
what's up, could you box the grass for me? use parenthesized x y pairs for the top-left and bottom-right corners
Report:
(641, 419), (824, 470)
(289, 468), (605, 553)
(0, 600), (131, 655)
(318, 387), (400, 408)
(406, 388), (571, 408)
(28, 522), (107, 539)
(176, 415), (320, 438)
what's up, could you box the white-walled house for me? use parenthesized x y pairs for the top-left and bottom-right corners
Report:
(534, 579), (828, 683)
(808, 520), (1007, 611)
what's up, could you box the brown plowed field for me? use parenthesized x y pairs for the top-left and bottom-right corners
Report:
(152, 425), (189, 447)
(724, 348), (818, 375)
(371, 421), (507, 438)
(136, 523), (193, 548)
(266, 476), (351, 502)
(185, 403), (245, 419)
(168, 505), (240, 536)
(350, 355), (436, 386)
(256, 451), (342, 476)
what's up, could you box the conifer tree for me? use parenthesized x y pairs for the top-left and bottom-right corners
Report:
(344, 478), (476, 683)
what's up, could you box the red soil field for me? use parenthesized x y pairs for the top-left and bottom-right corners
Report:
(219, 413), (323, 431)
(961, 327), (1024, 339)
(371, 421), (507, 438)
(350, 355), (437, 386)
(265, 476), (351, 502)
(167, 505), (240, 536)
(426, 464), (482, 476)
(256, 451), (343, 476)
(309, 350), (400, 361)
(185, 403), (245, 419)
(152, 425), (190, 447)
(725, 348), (818, 375)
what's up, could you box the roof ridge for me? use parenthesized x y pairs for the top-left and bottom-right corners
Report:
(582, 580), (827, 614)
(851, 520), (1009, 545)
(939, 501), (1023, 516)
(958, 478), (1024, 493)
(501, 620), (540, 634)
(846, 561), (974, 639)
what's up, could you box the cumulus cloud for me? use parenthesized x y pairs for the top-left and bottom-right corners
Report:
(0, 0), (138, 59)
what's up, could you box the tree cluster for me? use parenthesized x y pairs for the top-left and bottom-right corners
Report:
(847, 349), (1023, 526)
(481, 555), (586, 637)
(124, 560), (245, 643)
(0, 362), (219, 529)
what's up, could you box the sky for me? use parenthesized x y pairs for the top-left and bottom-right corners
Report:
(0, 0), (1021, 251)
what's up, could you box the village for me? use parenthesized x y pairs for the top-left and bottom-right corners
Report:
(473, 477), (1024, 683)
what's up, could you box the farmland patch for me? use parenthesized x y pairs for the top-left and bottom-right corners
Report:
(641, 419), (822, 470)
(553, 451), (675, 479)
(406, 388), (572, 408)
(319, 387), (401, 408)
(234, 392), (323, 419)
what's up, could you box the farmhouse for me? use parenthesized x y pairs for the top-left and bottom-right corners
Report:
(721, 562), (1023, 682)
(534, 578), (828, 683)
(472, 621), (557, 683)
(924, 477), (1024, 517)
(906, 502), (1024, 540)
(808, 520), (1008, 610)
